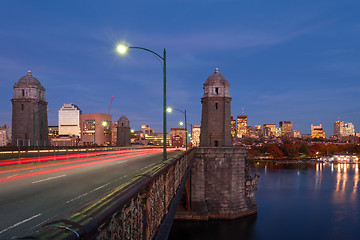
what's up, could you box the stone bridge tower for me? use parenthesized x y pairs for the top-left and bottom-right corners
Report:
(176, 68), (259, 221)
(11, 71), (49, 146)
(200, 68), (232, 147)
(116, 114), (130, 147)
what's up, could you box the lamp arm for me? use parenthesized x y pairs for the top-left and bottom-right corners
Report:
(129, 47), (164, 61)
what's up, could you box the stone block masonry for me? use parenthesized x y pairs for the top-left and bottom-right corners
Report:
(176, 147), (259, 220)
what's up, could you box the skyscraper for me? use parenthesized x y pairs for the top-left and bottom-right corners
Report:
(200, 68), (232, 147)
(311, 124), (325, 139)
(279, 121), (293, 138)
(231, 116), (237, 139)
(343, 123), (355, 136)
(58, 103), (82, 136)
(11, 71), (48, 146)
(237, 115), (247, 138)
(255, 125), (263, 138)
(191, 125), (201, 147)
(334, 120), (344, 137)
(263, 124), (276, 137)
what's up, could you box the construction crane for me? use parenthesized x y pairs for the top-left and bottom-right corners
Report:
(107, 96), (114, 115)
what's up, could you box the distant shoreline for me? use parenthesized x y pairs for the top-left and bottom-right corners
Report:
(248, 158), (316, 163)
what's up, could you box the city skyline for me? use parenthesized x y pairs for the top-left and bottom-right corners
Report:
(1, 1), (359, 137)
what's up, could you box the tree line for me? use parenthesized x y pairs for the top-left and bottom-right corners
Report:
(248, 141), (360, 159)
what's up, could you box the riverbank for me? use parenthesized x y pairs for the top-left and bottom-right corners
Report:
(248, 158), (316, 163)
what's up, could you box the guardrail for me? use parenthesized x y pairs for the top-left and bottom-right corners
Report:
(20, 148), (196, 240)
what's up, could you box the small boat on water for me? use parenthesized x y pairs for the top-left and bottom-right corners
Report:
(318, 154), (359, 163)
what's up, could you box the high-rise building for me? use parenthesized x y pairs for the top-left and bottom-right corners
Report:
(334, 120), (344, 137)
(117, 114), (131, 147)
(111, 122), (118, 146)
(0, 125), (11, 146)
(230, 116), (237, 139)
(279, 121), (293, 138)
(311, 124), (325, 139)
(237, 115), (247, 138)
(80, 113), (112, 146)
(255, 125), (263, 138)
(191, 125), (201, 147)
(255, 125), (262, 130)
(140, 124), (153, 136)
(58, 103), (82, 136)
(11, 70), (48, 146)
(343, 123), (355, 136)
(246, 126), (256, 138)
(263, 124), (276, 137)
(200, 68), (232, 147)
(292, 130), (301, 138)
(275, 127), (282, 137)
(171, 128), (186, 147)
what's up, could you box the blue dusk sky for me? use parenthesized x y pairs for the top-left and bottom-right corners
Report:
(1, 0), (359, 136)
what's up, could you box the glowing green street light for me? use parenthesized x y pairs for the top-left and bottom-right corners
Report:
(117, 43), (168, 161)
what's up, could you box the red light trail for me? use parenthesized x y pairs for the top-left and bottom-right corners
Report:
(0, 148), (161, 167)
(0, 148), (180, 183)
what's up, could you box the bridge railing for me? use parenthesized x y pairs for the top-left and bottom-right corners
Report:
(20, 148), (196, 240)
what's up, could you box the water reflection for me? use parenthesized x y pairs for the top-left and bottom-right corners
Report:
(326, 163), (360, 194)
(170, 162), (360, 240)
(315, 162), (322, 189)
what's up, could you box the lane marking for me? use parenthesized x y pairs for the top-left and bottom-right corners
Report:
(92, 183), (110, 191)
(7, 174), (19, 178)
(29, 216), (56, 230)
(32, 175), (66, 184)
(65, 192), (88, 204)
(0, 213), (42, 234)
(118, 160), (128, 164)
(65, 183), (111, 204)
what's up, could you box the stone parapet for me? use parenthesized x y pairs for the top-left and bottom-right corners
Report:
(20, 149), (196, 240)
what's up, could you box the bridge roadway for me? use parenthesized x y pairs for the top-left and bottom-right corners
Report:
(0, 148), (182, 239)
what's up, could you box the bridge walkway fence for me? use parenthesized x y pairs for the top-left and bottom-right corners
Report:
(20, 148), (196, 240)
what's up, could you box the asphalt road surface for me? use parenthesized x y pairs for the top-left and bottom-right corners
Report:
(0, 148), (182, 239)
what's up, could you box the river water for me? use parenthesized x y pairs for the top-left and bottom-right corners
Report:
(169, 162), (360, 240)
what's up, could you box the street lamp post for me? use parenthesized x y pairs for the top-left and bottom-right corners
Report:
(167, 108), (187, 150)
(117, 45), (167, 161)
(189, 123), (193, 148)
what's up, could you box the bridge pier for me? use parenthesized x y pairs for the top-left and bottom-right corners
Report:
(175, 147), (259, 221)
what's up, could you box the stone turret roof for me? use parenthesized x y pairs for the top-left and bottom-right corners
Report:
(118, 114), (130, 126)
(205, 68), (229, 85)
(14, 70), (45, 90)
